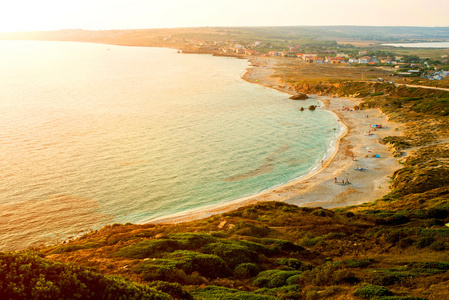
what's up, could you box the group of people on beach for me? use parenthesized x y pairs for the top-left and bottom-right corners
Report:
(335, 177), (350, 186)
(342, 106), (359, 112)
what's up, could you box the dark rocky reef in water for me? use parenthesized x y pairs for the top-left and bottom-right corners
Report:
(289, 93), (309, 100)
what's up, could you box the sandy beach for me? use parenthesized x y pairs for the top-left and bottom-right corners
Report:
(151, 57), (402, 224)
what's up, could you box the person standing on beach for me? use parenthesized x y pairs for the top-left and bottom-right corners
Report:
(334, 177), (337, 184)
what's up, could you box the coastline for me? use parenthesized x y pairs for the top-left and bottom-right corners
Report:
(150, 56), (402, 224)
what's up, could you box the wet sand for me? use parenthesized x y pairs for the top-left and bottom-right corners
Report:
(150, 56), (402, 224)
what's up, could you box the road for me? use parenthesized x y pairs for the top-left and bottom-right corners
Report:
(394, 83), (449, 92)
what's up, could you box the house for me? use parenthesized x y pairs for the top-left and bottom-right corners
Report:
(337, 53), (349, 58)
(358, 56), (371, 64)
(370, 56), (379, 63)
(348, 58), (359, 64)
(245, 49), (258, 56)
(302, 53), (318, 61)
(359, 51), (368, 55)
(296, 53), (304, 58)
(268, 51), (282, 56)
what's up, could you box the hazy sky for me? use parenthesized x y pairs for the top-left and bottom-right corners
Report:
(1, 0), (448, 32)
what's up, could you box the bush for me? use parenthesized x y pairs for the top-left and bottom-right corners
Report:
(378, 297), (428, 300)
(114, 239), (182, 259)
(333, 270), (360, 284)
(414, 237), (435, 249)
(254, 285), (302, 299)
(398, 237), (414, 249)
(135, 250), (232, 280)
(429, 241), (446, 251)
(345, 258), (375, 268)
(114, 233), (219, 259)
(0, 251), (171, 300)
(234, 263), (261, 279)
(230, 222), (271, 237)
(275, 258), (303, 270)
(191, 286), (278, 300)
(370, 272), (410, 286)
(204, 241), (259, 269)
(253, 270), (301, 288)
(147, 281), (193, 300)
(419, 261), (449, 270)
(262, 239), (305, 253)
(354, 284), (393, 298)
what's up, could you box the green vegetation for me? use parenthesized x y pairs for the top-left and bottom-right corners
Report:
(0, 251), (173, 299)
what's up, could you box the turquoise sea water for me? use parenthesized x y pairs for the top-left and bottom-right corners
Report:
(0, 41), (342, 250)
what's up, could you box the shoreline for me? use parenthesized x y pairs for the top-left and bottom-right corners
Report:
(150, 56), (402, 224)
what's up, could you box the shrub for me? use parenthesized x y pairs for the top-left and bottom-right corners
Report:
(416, 261), (449, 270)
(147, 281), (193, 300)
(234, 263), (261, 279)
(275, 258), (303, 270)
(114, 239), (181, 259)
(378, 297), (428, 300)
(166, 233), (217, 249)
(191, 286), (278, 300)
(262, 239), (305, 253)
(204, 241), (259, 269)
(253, 270), (301, 288)
(345, 258), (375, 268)
(230, 222), (271, 237)
(429, 241), (446, 251)
(370, 272), (409, 286)
(413, 237), (435, 249)
(254, 285), (302, 299)
(398, 237), (414, 249)
(114, 233), (219, 259)
(135, 250), (231, 280)
(354, 284), (393, 298)
(333, 269), (360, 284)
(0, 251), (171, 300)
(299, 261), (343, 286)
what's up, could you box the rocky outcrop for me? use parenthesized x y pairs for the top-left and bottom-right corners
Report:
(289, 93), (309, 100)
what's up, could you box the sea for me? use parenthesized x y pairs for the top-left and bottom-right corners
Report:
(382, 41), (449, 48)
(0, 41), (342, 250)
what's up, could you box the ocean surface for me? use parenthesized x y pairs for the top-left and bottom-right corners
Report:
(382, 41), (449, 48)
(0, 41), (342, 250)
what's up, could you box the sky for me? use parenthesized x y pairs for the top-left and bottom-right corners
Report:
(0, 0), (448, 32)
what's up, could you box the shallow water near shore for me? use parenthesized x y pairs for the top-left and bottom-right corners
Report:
(0, 41), (341, 250)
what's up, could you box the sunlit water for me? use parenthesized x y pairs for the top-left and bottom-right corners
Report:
(382, 41), (449, 48)
(0, 41), (342, 250)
